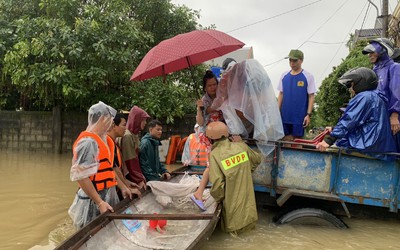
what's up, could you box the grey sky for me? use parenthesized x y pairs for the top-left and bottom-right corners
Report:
(172, 0), (399, 96)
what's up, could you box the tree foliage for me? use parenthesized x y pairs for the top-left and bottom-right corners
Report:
(314, 40), (371, 127)
(0, 0), (203, 123)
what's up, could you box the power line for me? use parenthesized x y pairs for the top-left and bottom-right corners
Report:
(226, 0), (322, 33)
(264, 58), (287, 67)
(263, 0), (349, 68)
(296, 0), (349, 49)
(360, 2), (371, 31)
(304, 41), (345, 45)
(263, 41), (345, 68)
(318, 1), (369, 81)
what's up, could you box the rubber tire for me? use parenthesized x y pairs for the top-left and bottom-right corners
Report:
(276, 208), (348, 229)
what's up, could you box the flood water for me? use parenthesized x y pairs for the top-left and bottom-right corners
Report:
(1, 150), (400, 250)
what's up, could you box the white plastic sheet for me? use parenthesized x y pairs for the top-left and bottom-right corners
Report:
(217, 59), (284, 154)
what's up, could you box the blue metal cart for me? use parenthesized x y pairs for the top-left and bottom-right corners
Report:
(252, 142), (400, 224)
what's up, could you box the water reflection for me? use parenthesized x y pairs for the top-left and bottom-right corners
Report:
(203, 214), (400, 250)
(0, 151), (75, 250)
(1, 151), (400, 250)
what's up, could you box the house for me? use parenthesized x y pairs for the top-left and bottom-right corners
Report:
(352, 1), (400, 48)
(389, 1), (400, 46)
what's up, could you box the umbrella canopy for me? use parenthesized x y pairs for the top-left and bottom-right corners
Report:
(130, 29), (245, 81)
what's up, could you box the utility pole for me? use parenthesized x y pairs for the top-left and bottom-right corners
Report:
(382, 0), (388, 37)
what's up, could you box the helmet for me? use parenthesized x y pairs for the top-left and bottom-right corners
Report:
(222, 58), (237, 71)
(392, 48), (400, 63)
(338, 67), (378, 94)
(206, 121), (229, 140)
(362, 38), (394, 57)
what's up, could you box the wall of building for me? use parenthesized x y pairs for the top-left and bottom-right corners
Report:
(0, 110), (196, 153)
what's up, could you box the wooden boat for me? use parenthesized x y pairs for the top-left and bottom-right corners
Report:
(55, 171), (221, 250)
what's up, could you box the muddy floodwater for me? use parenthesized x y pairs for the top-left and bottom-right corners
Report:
(1, 150), (400, 250)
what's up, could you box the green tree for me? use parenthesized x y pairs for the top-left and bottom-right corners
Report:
(314, 40), (371, 127)
(0, 0), (44, 109)
(128, 64), (208, 123)
(1, 0), (201, 122)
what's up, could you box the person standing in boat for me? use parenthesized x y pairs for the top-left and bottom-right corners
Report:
(68, 101), (120, 229)
(207, 121), (261, 235)
(139, 120), (171, 181)
(120, 106), (149, 190)
(316, 67), (396, 159)
(107, 113), (142, 199)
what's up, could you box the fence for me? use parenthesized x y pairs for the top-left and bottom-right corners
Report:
(0, 108), (196, 153)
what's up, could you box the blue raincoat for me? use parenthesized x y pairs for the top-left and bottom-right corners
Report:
(371, 43), (400, 115)
(370, 42), (400, 152)
(331, 90), (396, 159)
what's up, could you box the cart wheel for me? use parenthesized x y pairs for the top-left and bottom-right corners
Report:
(275, 208), (348, 228)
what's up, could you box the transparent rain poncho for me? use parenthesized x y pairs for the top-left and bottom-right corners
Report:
(68, 101), (118, 229)
(70, 101), (117, 181)
(217, 59), (284, 155)
(181, 125), (210, 167)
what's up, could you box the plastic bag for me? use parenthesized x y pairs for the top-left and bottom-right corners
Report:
(147, 174), (200, 198)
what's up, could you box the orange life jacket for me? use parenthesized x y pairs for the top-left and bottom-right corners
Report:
(73, 131), (117, 191)
(188, 133), (208, 167)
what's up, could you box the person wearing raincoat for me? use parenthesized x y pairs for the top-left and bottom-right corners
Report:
(192, 70), (224, 209)
(191, 59), (284, 211)
(362, 38), (400, 149)
(181, 123), (209, 167)
(68, 101), (120, 229)
(207, 121), (262, 235)
(316, 67), (396, 160)
(217, 58), (284, 157)
(120, 106), (150, 190)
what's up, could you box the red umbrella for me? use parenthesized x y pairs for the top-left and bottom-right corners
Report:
(130, 29), (245, 81)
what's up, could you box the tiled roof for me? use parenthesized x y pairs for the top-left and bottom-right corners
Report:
(354, 28), (382, 39)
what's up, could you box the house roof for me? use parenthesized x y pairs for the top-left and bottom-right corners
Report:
(354, 28), (382, 39)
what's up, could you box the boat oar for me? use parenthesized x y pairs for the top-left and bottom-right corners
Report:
(107, 213), (216, 220)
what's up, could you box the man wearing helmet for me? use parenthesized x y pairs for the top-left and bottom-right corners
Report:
(206, 121), (262, 235)
(316, 67), (396, 159)
(362, 38), (400, 141)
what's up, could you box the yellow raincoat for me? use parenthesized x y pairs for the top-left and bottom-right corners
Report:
(209, 138), (261, 234)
